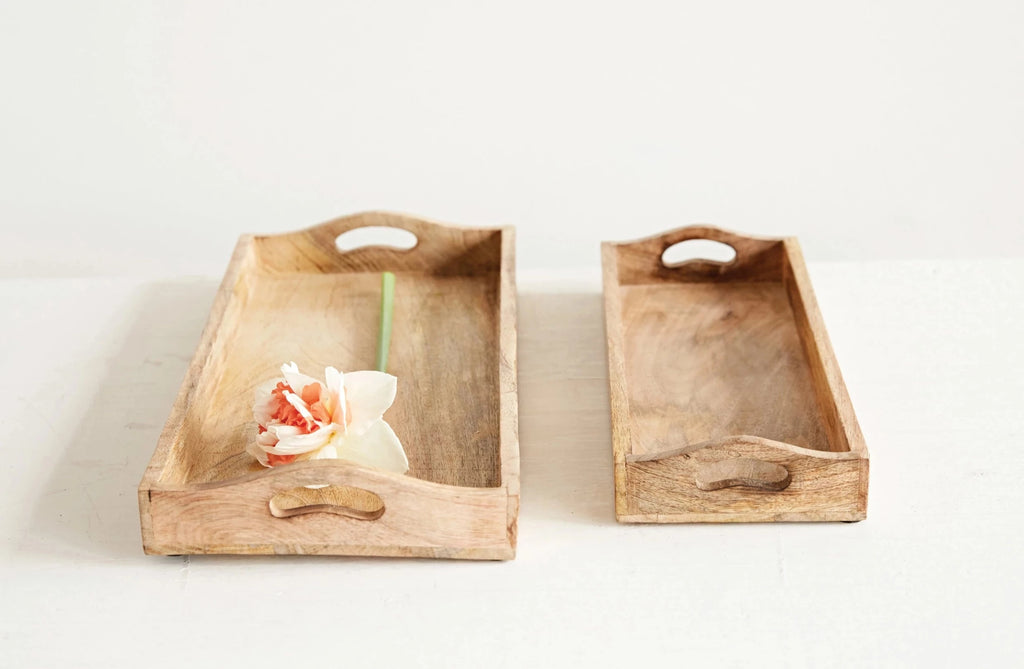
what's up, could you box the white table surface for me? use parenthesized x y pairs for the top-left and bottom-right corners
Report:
(2, 261), (1022, 667)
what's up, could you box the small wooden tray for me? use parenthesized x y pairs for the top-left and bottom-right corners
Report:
(139, 212), (519, 559)
(602, 226), (868, 522)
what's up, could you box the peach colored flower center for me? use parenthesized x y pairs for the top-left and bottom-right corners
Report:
(268, 382), (320, 432)
(259, 382), (335, 467)
(302, 383), (334, 423)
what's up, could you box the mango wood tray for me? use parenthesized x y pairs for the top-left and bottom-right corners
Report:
(602, 226), (868, 523)
(139, 212), (519, 559)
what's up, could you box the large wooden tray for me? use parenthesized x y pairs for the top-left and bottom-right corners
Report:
(139, 212), (519, 559)
(602, 226), (868, 522)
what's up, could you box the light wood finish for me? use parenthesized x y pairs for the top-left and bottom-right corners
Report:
(268, 484), (386, 520)
(139, 212), (519, 559)
(694, 457), (792, 492)
(602, 226), (869, 522)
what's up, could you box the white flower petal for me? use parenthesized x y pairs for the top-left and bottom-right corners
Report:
(269, 424), (301, 438)
(253, 400), (274, 426)
(342, 371), (397, 436)
(333, 419), (408, 474)
(283, 391), (315, 424)
(324, 366), (345, 426)
(271, 426), (334, 454)
(325, 367), (343, 395)
(311, 445), (338, 460)
(253, 377), (281, 401)
(253, 378), (283, 424)
(280, 362), (320, 394)
(257, 430), (279, 448)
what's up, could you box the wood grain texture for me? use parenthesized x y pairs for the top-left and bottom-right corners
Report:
(146, 460), (512, 558)
(603, 225), (869, 523)
(620, 282), (832, 454)
(695, 457), (792, 492)
(268, 484), (386, 520)
(139, 211), (519, 559)
(622, 436), (867, 522)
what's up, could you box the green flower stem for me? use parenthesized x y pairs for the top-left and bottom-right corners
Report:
(375, 271), (396, 372)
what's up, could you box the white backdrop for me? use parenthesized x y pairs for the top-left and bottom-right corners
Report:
(3, 4), (1024, 667)
(2, 0), (1022, 277)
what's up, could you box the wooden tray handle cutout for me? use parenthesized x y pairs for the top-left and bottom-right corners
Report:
(610, 225), (785, 284)
(269, 485), (386, 520)
(298, 212), (463, 259)
(654, 226), (755, 277)
(695, 458), (792, 492)
(661, 238), (737, 268)
(335, 226), (419, 253)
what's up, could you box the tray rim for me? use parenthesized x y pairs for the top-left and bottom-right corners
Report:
(138, 211), (519, 558)
(602, 225), (869, 523)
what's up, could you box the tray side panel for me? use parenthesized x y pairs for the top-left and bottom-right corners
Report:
(783, 239), (869, 459)
(252, 211), (502, 276)
(139, 234), (258, 544)
(621, 437), (867, 522)
(612, 226), (786, 285)
(144, 462), (513, 559)
(602, 242), (634, 519)
(497, 228), (520, 550)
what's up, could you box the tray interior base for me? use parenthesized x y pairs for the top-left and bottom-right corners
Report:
(166, 270), (502, 488)
(620, 281), (838, 456)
